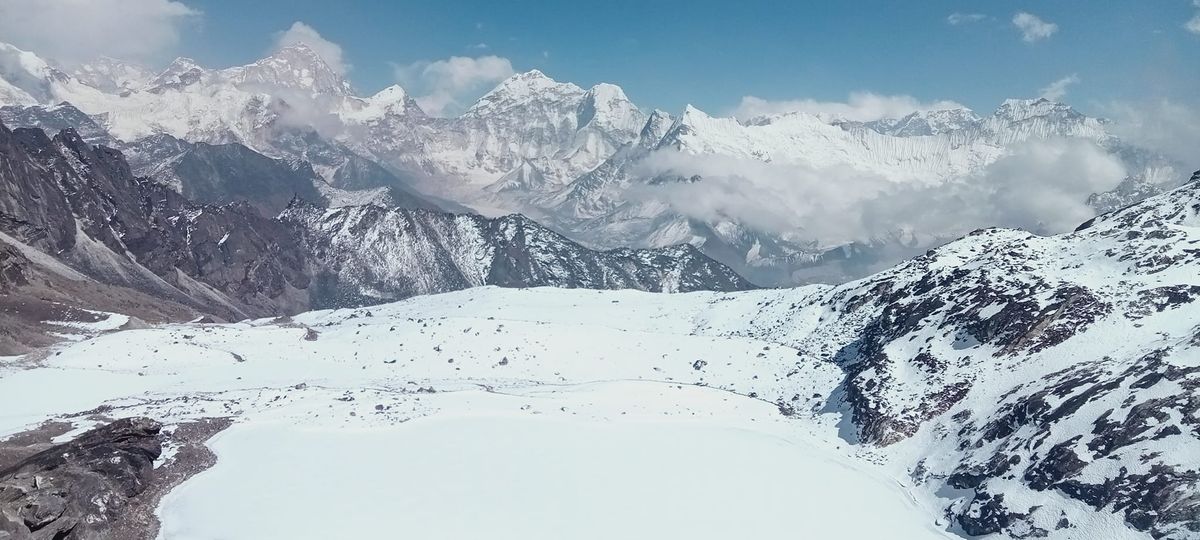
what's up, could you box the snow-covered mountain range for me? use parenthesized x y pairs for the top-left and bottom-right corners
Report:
(0, 41), (1184, 287)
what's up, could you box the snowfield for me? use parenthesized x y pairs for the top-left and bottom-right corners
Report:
(0, 287), (952, 539)
(0, 278), (1176, 539)
(156, 384), (952, 540)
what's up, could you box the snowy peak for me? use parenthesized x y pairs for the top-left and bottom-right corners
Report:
(993, 97), (1075, 122)
(72, 57), (153, 94)
(464, 69), (584, 116)
(343, 84), (425, 120)
(983, 97), (1108, 143)
(0, 42), (70, 104)
(484, 160), (551, 193)
(638, 109), (675, 147)
(145, 57), (207, 93)
(577, 82), (643, 133)
(370, 84), (410, 106)
(678, 103), (710, 122)
(222, 44), (352, 97)
(657, 104), (750, 152)
(867, 107), (981, 136)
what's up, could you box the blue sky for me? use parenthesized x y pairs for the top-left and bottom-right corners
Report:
(6, 0), (1200, 116)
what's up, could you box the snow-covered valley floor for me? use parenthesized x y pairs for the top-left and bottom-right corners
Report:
(0, 286), (1155, 539)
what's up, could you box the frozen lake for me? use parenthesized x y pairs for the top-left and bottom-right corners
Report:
(157, 396), (952, 540)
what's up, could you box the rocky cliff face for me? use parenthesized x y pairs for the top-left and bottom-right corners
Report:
(0, 121), (312, 321)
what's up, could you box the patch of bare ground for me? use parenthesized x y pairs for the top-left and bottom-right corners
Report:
(0, 420), (76, 470)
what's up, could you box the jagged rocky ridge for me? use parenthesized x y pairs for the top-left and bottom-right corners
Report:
(0, 121), (753, 351)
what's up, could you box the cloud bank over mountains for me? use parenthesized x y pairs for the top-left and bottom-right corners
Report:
(631, 137), (1126, 246)
(393, 55), (516, 116)
(274, 22), (349, 76)
(0, 0), (198, 66)
(731, 92), (965, 123)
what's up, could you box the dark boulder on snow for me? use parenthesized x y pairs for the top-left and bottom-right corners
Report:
(0, 418), (162, 540)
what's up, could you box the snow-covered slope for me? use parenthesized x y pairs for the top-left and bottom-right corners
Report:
(4, 174), (1199, 538)
(72, 57), (154, 94)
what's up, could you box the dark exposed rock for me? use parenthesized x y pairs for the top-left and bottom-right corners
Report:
(5, 122), (313, 319)
(954, 349), (1200, 537)
(958, 491), (1020, 536)
(0, 418), (161, 540)
(0, 242), (30, 291)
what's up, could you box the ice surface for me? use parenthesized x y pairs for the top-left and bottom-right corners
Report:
(156, 384), (953, 540)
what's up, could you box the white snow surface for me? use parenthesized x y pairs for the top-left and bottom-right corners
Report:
(0, 287), (947, 539)
(157, 384), (952, 540)
(0, 262), (1182, 539)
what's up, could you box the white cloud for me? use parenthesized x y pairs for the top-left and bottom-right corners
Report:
(393, 55), (514, 116)
(1188, 0), (1200, 34)
(1102, 99), (1200, 164)
(732, 92), (965, 123)
(274, 22), (348, 75)
(1039, 74), (1080, 101)
(947, 13), (987, 25)
(629, 138), (1125, 246)
(1013, 12), (1058, 42)
(1187, 14), (1200, 34)
(0, 0), (198, 66)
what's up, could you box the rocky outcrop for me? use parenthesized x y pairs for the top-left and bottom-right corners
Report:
(0, 121), (312, 320)
(0, 241), (30, 291)
(0, 418), (162, 540)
